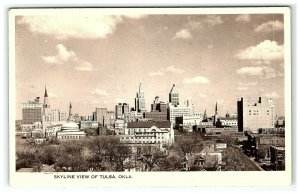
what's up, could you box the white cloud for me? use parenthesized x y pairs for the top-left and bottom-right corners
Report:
(42, 44), (75, 64)
(148, 71), (164, 77)
(18, 16), (123, 39)
(237, 86), (249, 91)
(264, 92), (280, 99)
(236, 66), (277, 79)
(148, 65), (184, 76)
(165, 65), (185, 74)
(42, 44), (93, 71)
(255, 20), (284, 33)
(173, 29), (192, 39)
(183, 76), (209, 84)
(204, 15), (223, 26)
(185, 17), (203, 29)
(235, 14), (251, 22)
(235, 40), (283, 63)
(92, 89), (109, 96)
(74, 60), (93, 72)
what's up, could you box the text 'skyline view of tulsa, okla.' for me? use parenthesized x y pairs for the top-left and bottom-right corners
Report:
(14, 12), (286, 173)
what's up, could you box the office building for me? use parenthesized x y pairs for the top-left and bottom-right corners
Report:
(237, 97), (275, 133)
(169, 84), (179, 106)
(145, 96), (168, 121)
(134, 83), (147, 113)
(22, 97), (42, 124)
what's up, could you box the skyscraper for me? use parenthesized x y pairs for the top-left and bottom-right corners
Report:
(115, 103), (130, 119)
(22, 97), (42, 124)
(237, 97), (275, 133)
(135, 83), (146, 113)
(169, 84), (179, 106)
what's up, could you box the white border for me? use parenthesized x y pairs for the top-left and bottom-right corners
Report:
(8, 7), (292, 188)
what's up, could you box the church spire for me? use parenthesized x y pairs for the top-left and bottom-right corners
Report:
(215, 102), (218, 115)
(44, 85), (48, 97)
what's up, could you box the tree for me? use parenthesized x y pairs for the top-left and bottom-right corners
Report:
(203, 155), (219, 171)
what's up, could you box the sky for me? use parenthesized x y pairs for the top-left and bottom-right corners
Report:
(15, 13), (285, 120)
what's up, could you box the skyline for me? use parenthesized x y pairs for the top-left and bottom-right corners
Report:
(15, 13), (285, 119)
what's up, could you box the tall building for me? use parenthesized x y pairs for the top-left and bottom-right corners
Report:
(115, 103), (130, 119)
(95, 108), (114, 126)
(135, 83), (146, 113)
(237, 97), (275, 133)
(169, 84), (179, 106)
(145, 96), (168, 121)
(22, 97), (42, 124)
(168, 100), (194, 124)
(43, 86), (50, 115)
(51, 109), (60, 122)
(60, 112), (67, 121)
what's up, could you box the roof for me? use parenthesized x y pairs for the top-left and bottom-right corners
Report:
(127, 121), (171, 128)
(219, 117), (237, 121)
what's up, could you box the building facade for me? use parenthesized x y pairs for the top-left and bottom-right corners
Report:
(119, 121), (174, 148)
(22, 97), (42, 124)
(237, 97), (275, 133)
(135, 83), (146, 113)
(169, 84), (179, 106)
(168, 101), (194, 124)
(145, 96), (168, 121)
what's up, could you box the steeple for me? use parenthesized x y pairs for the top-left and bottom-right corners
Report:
(203, 109), (207, 120)
(68, 101), (73, 121)
(43, 85), (50, 114)
(215, 102), (218, 115)
(44, 86), (48, 97)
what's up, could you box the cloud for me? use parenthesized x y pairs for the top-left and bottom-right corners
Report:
(264, 92), (280, 99)
(237, 86), (249, 91)
(42, 44), (93, 71)
(148, 65), (184, 76)
(173, 29), (192, 39)
(237, 81), (258, 91)
(148, 71), (164, 77)
(42, 44), (75, 64)
(255, 20), (284, 33)
(235, 14), (251, 22)
(74, 60), (93, 71)
(204, 15), (223, 26)
(92, 89), (109, 96)
(183, 76), (209, 84)
(236, 66), (277, 79)
(165, 65), (185, 74)
(235, 40), (283, 64)
(185, 17), (203, 29)
(18, 15), (124, 39)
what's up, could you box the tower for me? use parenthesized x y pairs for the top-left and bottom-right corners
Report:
(203, 109), (207, 121)
(169, 84), (179, 106)
(43, 86), (50, 114)
(214, 102), (219, 125)
(135, 83), (146, 113)
(68, 102), (72, 121)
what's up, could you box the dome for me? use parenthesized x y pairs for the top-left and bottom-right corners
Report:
(61, 122), (79, 131)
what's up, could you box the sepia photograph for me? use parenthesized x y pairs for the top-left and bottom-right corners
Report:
(9, 7), (291, 187)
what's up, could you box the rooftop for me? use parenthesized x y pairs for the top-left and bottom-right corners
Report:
(127, 121), (171, 128)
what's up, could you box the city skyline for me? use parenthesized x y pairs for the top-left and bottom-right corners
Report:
(15, 14), (285, 119)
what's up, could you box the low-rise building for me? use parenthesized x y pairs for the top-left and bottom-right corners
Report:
(80, 120), (98, 129)
(56, 122), (86, 140)
(258, 135), (285, 146)
(45, 124), (62, 138)
(119, 121), (174, 149)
